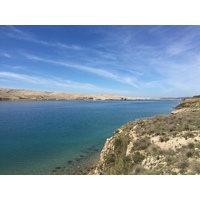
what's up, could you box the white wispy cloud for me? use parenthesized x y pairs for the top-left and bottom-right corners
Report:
(152, 26), (200, 56)
(6, 65), (27, 70)
(0, 71), (46, 84)
(7, 26), (31, 39)
(166, 43), (188, 55)
(1, 53), (12, 58)
(0, 71), (131, 94)
(55, 42), (82, 50)
(144, 53), (200, 96)
(5, 26), (82, 51)
(24, 53), (138, 87)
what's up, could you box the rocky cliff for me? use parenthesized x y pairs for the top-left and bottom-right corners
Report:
(93, 96), (200, 175)
(0, 88), (144, 101)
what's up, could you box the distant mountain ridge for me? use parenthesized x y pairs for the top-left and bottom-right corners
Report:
(0, 88), (148, 101)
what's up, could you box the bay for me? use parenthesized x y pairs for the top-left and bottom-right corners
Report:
(0, 100), (180, 175)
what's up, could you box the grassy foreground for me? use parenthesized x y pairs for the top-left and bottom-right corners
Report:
(93, 96), (200, 175)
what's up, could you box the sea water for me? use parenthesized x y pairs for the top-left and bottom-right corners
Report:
(0, 100), (180, 175)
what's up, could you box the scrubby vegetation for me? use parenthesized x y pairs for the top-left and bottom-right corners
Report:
(94, 96), (200, 175)
(175, 96), (200, 109)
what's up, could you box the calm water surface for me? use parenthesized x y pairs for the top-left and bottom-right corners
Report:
(0, 100), (180, 174)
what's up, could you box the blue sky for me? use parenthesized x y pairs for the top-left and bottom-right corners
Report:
(0, 25), (200, 97)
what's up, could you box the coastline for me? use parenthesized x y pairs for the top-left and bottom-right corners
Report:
(86, 100), (181, 175)
(0, 90), (181, 175)
(92, 96), (200, 175)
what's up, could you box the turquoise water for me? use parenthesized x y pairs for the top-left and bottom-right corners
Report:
(0, 100), (180, 175)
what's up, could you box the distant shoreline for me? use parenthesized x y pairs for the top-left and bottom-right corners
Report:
(0, 88), (181, 101)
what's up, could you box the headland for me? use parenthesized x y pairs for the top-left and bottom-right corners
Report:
(91, 96), (200, 175)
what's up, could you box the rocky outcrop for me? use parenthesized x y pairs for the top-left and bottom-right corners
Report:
(0, 88), (145, 101)
(174, 96), (200, 110)
(93, 96), (200, 175)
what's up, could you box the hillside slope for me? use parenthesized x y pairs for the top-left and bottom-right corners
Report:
(93, 96), (200, 175)
(174, 96), (200, 110)
(0, 88), (143, 101)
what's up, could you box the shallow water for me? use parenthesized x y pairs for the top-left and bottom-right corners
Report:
(0, 100), (180, 174)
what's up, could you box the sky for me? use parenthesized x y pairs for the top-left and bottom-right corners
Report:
(1, 25), (200, 98)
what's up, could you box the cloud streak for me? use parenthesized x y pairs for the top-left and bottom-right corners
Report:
(0, 53), (12, 58)
(24, 53), (138, 87)
(0, 71), (131, 94)
(5, 26), (82, 51)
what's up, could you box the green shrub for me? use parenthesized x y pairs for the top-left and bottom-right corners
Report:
(195, 143), (200, 149)
(159, 136), (169, 142)
(189, 161), (200, 174)
(105, 153), (115, 164)
(133, 164), (144, 175)
(122, 156), (133, 174)
(133, 137), (151, 150)
(132, 152), (145, 164)
(184, 124), (190, 130)
(114, 138), (123, 149)
(114, 129), (120, 135)
(147, 144), (163, 156)
(183, 132), (195, 139)
(188, 143), (194, 149)
(114, 134), (130, 155)
(186, 150), (193, 158)
(165, 155), (176, 166)
(172, 131), (179, 137)
(177, 159), (188, 170)
(169, 125), (176, 132)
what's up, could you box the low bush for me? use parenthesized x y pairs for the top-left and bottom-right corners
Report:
(188, 143), (194, 149)
(133, 164), (145, 175)
(186, 150), (193, 158)
(132, 152), (145, 164)
(183, 132), (195, 139)
(147, 144), (163, 156)
(176, 159), (188, 170)
(189, 161), (200, 174)
(159, 136), (169, 142)
(105, 153), (115, 164)
(133, 137), (151, 150)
